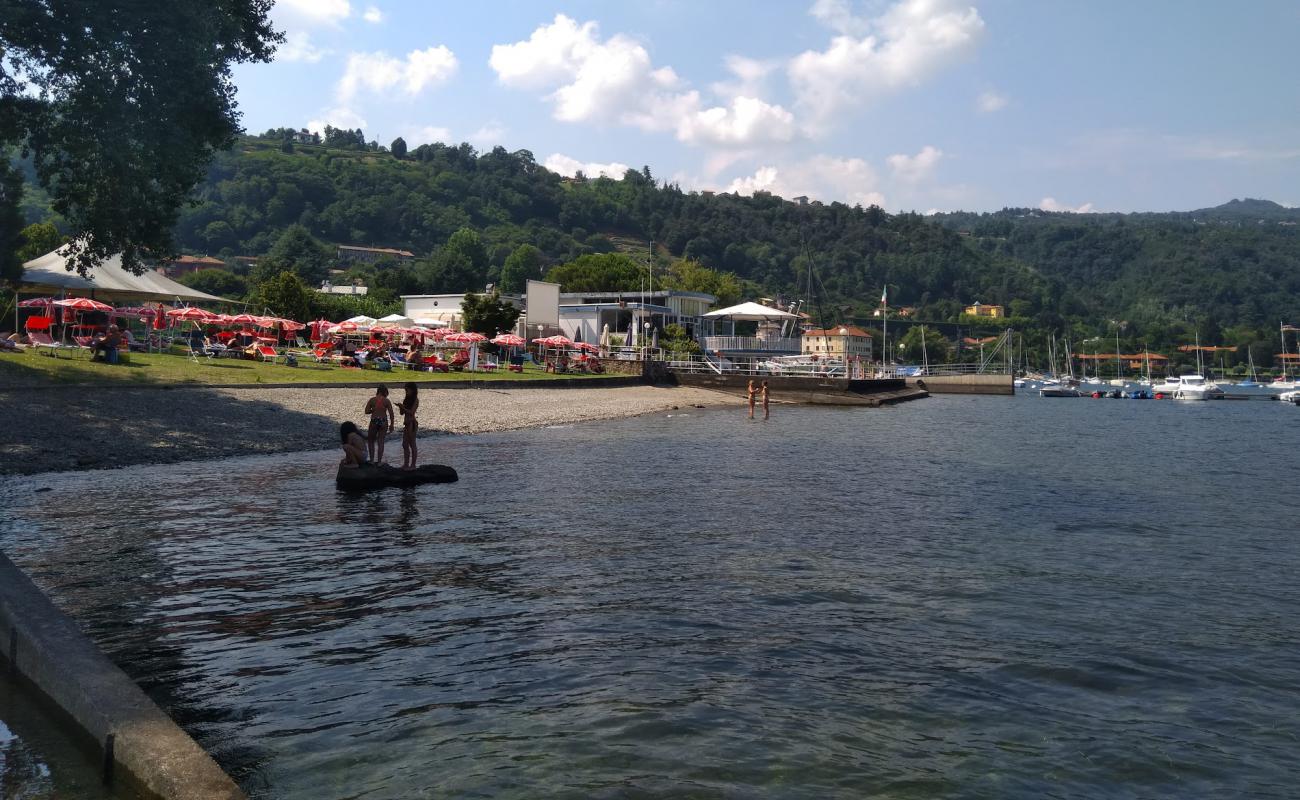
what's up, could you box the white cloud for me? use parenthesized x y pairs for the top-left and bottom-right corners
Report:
(724, 155), (886, 207)
(710, 55), (778, 100)
(402, 125), (452, 146)
(307, 106), (368, 134)
(337, 46), (458, 101)
(977, 90), (1007, 113)
(490, 14), (797, 148)
(1039, 197), (1096, 213)
(544, 153), (631, 179)
(468, 122), (507, 148)
(362, 5), (384, 23)
(277, 0), (352, 26)
(887, 145), (943, 181)
(278, 31), (328, 63)
(791, 0), (985, 125)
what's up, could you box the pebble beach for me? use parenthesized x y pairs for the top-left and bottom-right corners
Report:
(0, 385), (735, 476)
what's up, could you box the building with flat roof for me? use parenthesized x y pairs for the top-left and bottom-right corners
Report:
(402, 293), (523, 329)
(319, 280), (368, 296)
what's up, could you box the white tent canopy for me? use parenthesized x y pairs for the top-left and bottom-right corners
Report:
(374, 313), (412, 328)
(703, 301), (798, 320)
(20, 247), (224, 302)
(342, 315), (378, 326)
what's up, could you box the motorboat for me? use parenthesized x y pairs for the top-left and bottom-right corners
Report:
(1280, 389), (1300, 405)
(1170, 374), (1223, 401)
(1039, 379), (1082, 398)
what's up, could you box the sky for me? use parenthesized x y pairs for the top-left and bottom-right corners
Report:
(231, 0), (1300, 214)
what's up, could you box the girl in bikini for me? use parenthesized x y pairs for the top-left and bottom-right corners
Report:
(398, 383), (420, 470)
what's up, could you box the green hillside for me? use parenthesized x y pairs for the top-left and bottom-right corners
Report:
(17, 134), (1300, 363)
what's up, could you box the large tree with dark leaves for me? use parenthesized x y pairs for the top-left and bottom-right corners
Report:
(0, 0), (281, 277)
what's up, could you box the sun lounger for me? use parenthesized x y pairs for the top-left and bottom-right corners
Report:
(422, 355), (450, 373)
(255, 344), (282, 364)
(388, 351), (415, 369)
(28, 332), (74, 357)
(448, 350), (471, 371)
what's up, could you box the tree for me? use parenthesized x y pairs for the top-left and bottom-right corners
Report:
(461, 291), (522, 335)
(545, 253), (644, 292)
(390, 137), (407, 159)
(500, 244), (543, 294)
(660, 258), (743, 306)
(660, 323), (701, 357)
(0, 1), (281, 275)
(254, 271), (313, 322)
(17, 221), (64, 262)
(900, 326), (951, 363)
(179, 268), (248, 299)
(0, 164), (23, 286)
(255, 224), (332, 284)
(421, 227), (489, 292)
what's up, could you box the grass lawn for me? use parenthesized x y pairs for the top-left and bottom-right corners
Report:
(0, 348), (621, 387)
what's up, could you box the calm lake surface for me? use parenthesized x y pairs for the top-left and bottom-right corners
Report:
(2, 395), (1298, 798)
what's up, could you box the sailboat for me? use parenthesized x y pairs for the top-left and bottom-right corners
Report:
(1271, 322), (1298, 390)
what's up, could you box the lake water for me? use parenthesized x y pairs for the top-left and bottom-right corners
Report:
(1, 395), (1298, 798)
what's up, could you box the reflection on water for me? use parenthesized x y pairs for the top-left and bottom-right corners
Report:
(2, 397), (1299, 798)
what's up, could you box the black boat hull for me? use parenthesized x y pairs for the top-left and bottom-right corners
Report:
(336, 463), (459, 490)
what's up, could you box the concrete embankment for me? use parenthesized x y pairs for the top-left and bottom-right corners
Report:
(907, 373), (1014, 395)
(0, 553), (245, 800)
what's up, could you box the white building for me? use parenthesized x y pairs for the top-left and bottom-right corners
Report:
(555, 290), (715, 343)
(402, 293), (522, 329)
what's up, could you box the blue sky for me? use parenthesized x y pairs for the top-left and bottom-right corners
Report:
(232, 0), (1300, 213)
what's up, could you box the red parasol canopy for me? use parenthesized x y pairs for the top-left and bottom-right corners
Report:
(227, 312), (259, 325)
(167, 306), (216, 321)
(444, 331), (487, 343)
(332, 321), (359, 333)
(533, 335), (574, 347)
(491, 333), (526, 347)
(573, 341), (599, 352)
(54, 297), (113, 312)
(18, 297), (56, 308)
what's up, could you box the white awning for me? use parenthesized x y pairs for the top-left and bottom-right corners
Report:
(21, 248), (224, 303)
(374, 313), (413, 328)
(703, 301), (799, 320)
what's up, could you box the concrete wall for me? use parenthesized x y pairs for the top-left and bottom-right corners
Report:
(0, 554), (245, 800)
(907, 374), (1013, 395)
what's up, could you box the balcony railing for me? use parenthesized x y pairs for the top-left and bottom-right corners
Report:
(702, 336), (802, 352)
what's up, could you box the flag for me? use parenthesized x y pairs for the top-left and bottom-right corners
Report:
(880, 286), (887, 305)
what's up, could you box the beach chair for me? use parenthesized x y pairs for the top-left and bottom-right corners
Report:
(255, 345), (282, 364)
(479, 356), (498, 371)
(448, 349), (471, 371)
(422, 355), (450, 373)
(389, 351), (415, 370)
(507, 354), (525, 373)
(188, 339), (215, 362)
(28, 331), (71, 357)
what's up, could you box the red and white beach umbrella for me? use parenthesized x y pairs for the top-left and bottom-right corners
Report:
(573, 341), (600, 352)
(18, 297), (57, 308)
(227, 312), (259, 325)
(332, 321), (359, 333)
(491, 333), (526, 347)
(54, 297), (113, 312)
(444, 331), (487, 344)
(166, 306), (216, 322)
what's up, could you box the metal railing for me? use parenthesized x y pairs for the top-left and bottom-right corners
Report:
(701, 336), (802, 352)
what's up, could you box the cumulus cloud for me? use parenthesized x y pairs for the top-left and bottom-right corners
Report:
(544, 153), (632, 179)
(279, 31), (328, 63)
(791, 0), (985, 125)
(401, 125), (452, 146)
(887, 145), (943, 181)
(977, 90), (1007, 112)
(490, 14), (797, 148)
(468, 122), (507, 148)
(1039, 197), (1096, 213)
(362, 5), (384, 23)
(724, 155), (886, 208)
(307, 106), (368, 133)
(337, 46), (458, 101)
(277, 0), (352, 26)
(710, 55), (778, 100)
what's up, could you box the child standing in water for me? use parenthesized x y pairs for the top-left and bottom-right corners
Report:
(398, 382), (420, 470)
(747, 379), (758, 419)
(364, 385), (395, 463)
(761, 380), (770, 420)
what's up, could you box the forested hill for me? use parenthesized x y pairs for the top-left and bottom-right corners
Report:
(18, 135), (1300, 347)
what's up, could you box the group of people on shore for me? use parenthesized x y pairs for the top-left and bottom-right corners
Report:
(340, 383), (421, 469)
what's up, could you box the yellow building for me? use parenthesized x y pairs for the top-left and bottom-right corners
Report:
(801, 325), (874, 360)
(964, 301), (1005, 318)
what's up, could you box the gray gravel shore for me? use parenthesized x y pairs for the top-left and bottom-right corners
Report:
(0, 385), (735, 476)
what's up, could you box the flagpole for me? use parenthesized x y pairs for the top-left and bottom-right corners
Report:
(880, 285), (888, 372)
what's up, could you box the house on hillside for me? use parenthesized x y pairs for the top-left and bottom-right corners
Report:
(336, 245), (416, 265)
(319, 280), (368, 296)
(963, 301), (1005, 318)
